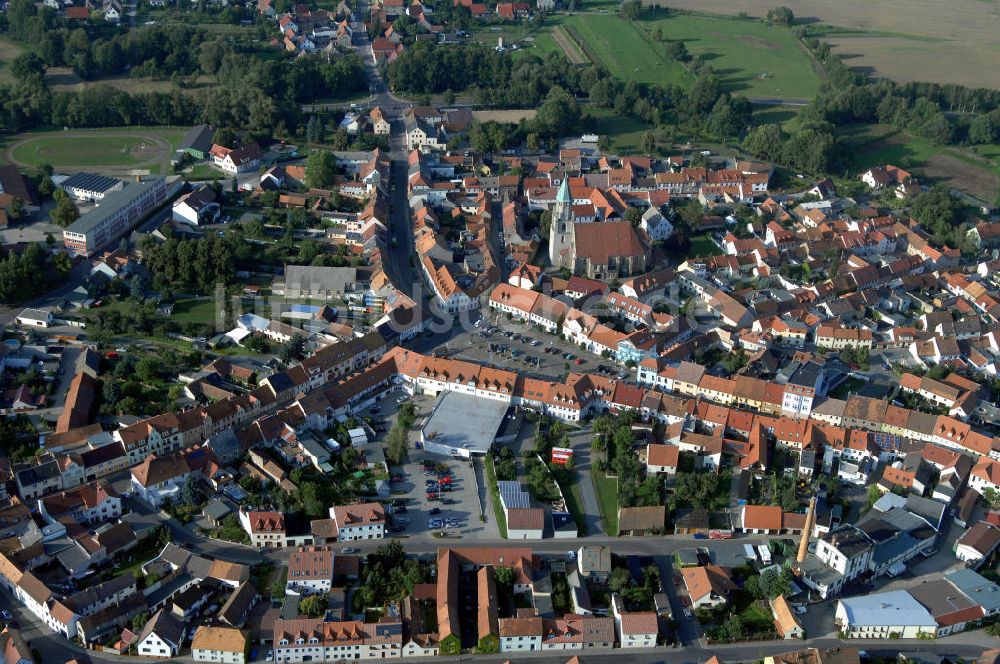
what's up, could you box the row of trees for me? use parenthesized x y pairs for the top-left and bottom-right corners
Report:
(0, 243), (72, 303)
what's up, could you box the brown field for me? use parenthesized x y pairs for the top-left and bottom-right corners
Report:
(645, 0), (1000, 89)
(472, 109), (538, 123)
(924, 153), (999, 205)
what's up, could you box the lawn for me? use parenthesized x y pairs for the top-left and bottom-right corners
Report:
(187, 163), (226, 181)
(0, 37), (23, 85)
(583, 107), (651, 154)
(485, 455), (509, 539)
(563, 14), (690, 87)
(555, 473), (588, 536)
(638, 13), (821, 99)
(590, 462), (619, 536)
(171, 298), (220, 326)
(687, 232), (719, 258)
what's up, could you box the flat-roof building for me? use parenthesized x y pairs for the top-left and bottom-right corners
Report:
(420, 391), (509, 458)
(58, 173), (124, 202)
(63, 177), (167, 256)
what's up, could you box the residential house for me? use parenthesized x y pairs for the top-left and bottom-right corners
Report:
(136, 608), (186, 659)
(192, 625), (249, 664)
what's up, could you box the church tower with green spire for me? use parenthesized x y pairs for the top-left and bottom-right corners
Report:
(548, 177), (574, 270)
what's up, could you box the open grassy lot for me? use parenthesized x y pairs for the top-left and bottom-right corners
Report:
(583, 107), (651, 154)
(0, 37), (23, 85)
(638, 13), (820, 99)
(643, 0), (1000, 89)
(171, 298), (220, 326)
(563, 14), (689, 87)
(842, 124), (1000, 206)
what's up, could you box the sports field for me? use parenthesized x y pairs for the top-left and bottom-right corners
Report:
(644, 0), (1000, 89)
(2, 127), (189, 174)
(563, 14), (690, 87)
(638, 13), (821, 99)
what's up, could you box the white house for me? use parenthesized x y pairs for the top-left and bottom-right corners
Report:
(640, 207), (673, 241)
(645, 443), (679, 475)
(835, 591), (936, 639)
(209, 143), (262, 175)
(173, 186), (221, 226)
(611, 594), (658, 648)
(499, 617), (542, 652)
(953, 521), (1000, 566)
(130, 453), (193, 508)
(330, 503), (385, 541)
(136, 609), (186, 659)
(15, 308), (53, 328)
(285, 546), (335, 596)
(192, 625), (248, 664)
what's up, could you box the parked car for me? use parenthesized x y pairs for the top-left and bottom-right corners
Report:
(340, 547), (358, 554)
(429, 508), (441, 515)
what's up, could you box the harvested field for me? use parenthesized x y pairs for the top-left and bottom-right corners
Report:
(472, 109), (538, 123)
(45, 67), (219, 94)
(642, 0), (1000, 88)
(552, 25), (589, 65)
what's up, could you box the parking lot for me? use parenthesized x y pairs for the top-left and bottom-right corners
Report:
(371, 393), (501, 541)
(413, 313), (632, 384)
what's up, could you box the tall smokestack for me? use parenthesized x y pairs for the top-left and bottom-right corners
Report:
(796, 496), (817, 564)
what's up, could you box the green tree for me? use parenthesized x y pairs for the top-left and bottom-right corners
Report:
(305, 150), (337, 189)
(619, 0), (642, 20)
(766, 6), (794, 24)
(386, 426), (408, 465)
(494, 565), (516, 589)
(608, 567), (631, 595)
(984, 487), (1000, 510)
(299, 594), (327, 617)
(135, 357), (162, 383)
(625, 207), (643, 227)
(50, 189), (80, 227)
(534, 86), (581, 138)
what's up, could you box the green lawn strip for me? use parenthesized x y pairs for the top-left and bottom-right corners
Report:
(554, 472), (588, 536)
(590, 462), (619, 536)
(688, 232), (719, 258)
(485, 455), (509, 539)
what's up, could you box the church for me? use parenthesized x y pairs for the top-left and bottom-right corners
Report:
(548, 178), (651, 280)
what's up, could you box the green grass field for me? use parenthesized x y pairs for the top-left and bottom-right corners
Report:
(564, 14), (690, 87)
(171, 298), (220, 325)
(0, 37), (23, 85)
(584, 107), (651, 153)
(639, 13), (821, 98)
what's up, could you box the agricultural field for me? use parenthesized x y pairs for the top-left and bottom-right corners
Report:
(842, 124), (1000, 206)
(562, 14), (689, 87)
(2, 127), (189, 174)
(637, 12), (821, 99)
(0, 37), (23, 85)
(643, 0), (1000, 89)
